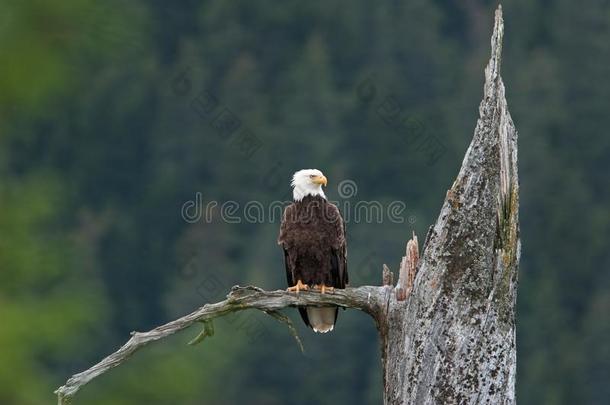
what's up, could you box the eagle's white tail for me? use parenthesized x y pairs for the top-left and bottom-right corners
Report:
(306, 307), (336, 333)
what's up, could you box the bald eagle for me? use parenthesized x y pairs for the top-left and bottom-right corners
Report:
(278, 169), (348, 333)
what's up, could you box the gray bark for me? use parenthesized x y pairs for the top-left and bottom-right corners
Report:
(56, 6), (518, 405)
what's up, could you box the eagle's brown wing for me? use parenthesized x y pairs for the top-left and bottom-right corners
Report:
(278, 204), (312, 327)
(326, 202), (348, 289)
(278, 203), (296, 287)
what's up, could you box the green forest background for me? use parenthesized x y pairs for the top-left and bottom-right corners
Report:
(1, 1), (608, 404)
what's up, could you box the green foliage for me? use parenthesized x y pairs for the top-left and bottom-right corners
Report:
(0, 173), (107, 404)
(0, 0), (147, 117)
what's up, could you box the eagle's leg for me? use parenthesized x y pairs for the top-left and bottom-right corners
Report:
(313, 284), (335, 294)
(287, 279), (309, 293)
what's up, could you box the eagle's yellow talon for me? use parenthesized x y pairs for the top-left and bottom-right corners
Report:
(287, 279), (309, 293)
(313, 284), (334, 294)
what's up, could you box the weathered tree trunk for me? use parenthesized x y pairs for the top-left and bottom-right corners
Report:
(56, 6), (519, 405)
(379, 7), (519, 404)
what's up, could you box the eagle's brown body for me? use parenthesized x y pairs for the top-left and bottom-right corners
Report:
(278, 195), (348, 331)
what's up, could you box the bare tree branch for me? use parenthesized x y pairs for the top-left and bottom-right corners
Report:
(55, 285), (388, 405)
(263, 309), (305, 353)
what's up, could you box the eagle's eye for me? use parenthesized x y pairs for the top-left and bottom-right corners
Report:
(309, 174), (316, 178)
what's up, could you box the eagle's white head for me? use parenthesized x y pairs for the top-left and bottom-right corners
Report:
(291, 169), (328, 201)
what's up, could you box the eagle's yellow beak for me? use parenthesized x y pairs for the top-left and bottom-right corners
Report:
(312, 175), (328, 186)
